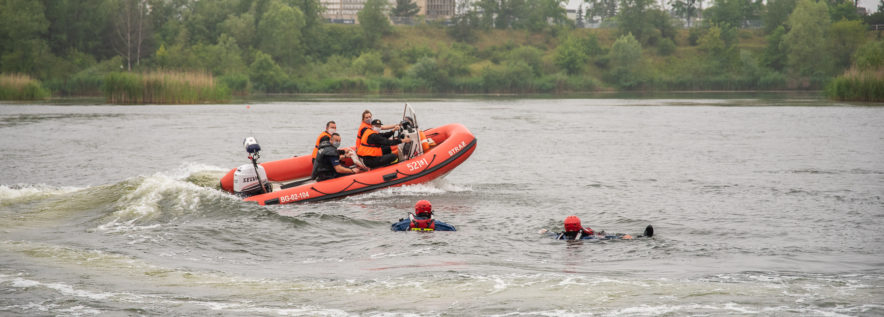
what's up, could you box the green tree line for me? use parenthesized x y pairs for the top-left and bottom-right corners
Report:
(0, 0), (882, 100)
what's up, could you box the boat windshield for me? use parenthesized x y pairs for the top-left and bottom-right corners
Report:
(401, 103), (418, 130)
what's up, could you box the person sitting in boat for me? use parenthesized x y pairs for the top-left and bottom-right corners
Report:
(357, 119), (410, 169)
(311, 121), (336, 162)
(311, 133), (360, 181)
(356, 110), (399, 152)
(391, 200), (456, 231)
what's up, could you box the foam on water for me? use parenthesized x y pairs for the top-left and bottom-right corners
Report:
(95, 164), (239, 233)
(348, 179), (473, 202)
(0, 184), (83, 205)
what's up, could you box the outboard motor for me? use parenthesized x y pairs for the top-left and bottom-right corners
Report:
(233, 137), (270, 197)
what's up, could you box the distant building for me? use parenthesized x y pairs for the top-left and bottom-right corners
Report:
(321, 0), (455, 24)
(321, 0), (367, 24)
(417, 0), (455, 20)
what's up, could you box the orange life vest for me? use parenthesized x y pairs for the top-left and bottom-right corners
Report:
(355, 122), (371, 151)
(357, 128), (383, 157)
(409, 218), (435, 231)
(311, 131), (332, 159)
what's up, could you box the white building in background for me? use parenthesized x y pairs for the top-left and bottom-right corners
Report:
(320, 0), (363, 24)
(417, 0), (456, 20)
(321, 0), (456, 24)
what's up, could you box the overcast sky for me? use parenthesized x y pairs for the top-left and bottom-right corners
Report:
(564, 0), (880, 13)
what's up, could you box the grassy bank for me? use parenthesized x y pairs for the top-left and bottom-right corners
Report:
(0, 74), (51, 101)
(825, 68), (884, 102)
(103, 71), (231, 104)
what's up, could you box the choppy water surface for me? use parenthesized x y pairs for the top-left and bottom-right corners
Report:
(1, 96), (883, 316)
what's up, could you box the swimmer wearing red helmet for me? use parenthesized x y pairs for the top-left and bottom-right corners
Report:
(540, 215), (654, 240)
(391, 200), (456, 232)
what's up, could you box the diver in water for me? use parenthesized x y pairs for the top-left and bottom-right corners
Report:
(391, 200), (456, 231)
(540, 215), (654, 240)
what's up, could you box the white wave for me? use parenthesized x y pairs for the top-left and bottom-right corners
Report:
(168, 162), (230, 179)
(196, 302), (354, 316)
(97, 165), (235, 233)
(5, 276), (116, 300)
(0, 184), (82, 203)
(349, 180), (473, 200)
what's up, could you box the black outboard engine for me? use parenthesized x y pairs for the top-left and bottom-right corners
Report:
(233, 137), (270, 197)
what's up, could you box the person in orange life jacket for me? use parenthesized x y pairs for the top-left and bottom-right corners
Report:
(357, 119), (410, 169)
(311, 121), (336, 162)
(539, 215), (598, 240)
(356, 110), (399, 152)
(311, 133), (360, 181)
(391, 200), (456, 231)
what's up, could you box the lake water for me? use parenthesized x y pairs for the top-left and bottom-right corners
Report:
(1, 95), (883, 316)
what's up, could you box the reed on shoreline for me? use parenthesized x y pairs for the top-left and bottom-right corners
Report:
(0, 74), (51, 100)
(825, 68), (884, 102)
(103, 71), (231, 104)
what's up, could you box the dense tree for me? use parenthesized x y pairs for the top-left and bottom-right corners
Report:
(42, 0), (115, 59)
(853, 40), (884, 69)
(555, 36), (589, 75)
(576, 5), (586, 28)
(392, 0), (420, 18)
(698, 24), (739, 71)
(212, 34), (248, 75)
(112, 0), (151, 70)
(0, 0), (871, 96)
(828, 0), (860, 21)
(353, 51), (385, 76)
(670, 0), (699, 27)
(608, 33), (643, 88)
(257, 0), (306, 67)
(358, 0), (391, 46)
(784, 0), (831, 76)
(617, 0), (655, 43)
(287, 0), (326, 56)
(828, 20), (867, 70)
(586, 0), (618, 23)
(250, 51), (288, 92)
(220, 12), (257, 49)
(408, 56), (446, 89)
(496, 0), (529, 29)
(474, 0), (499, 29)
(525, 0), (570, 32)
(705, 0), (761, 28)
(183, 0), (241, 45)
(507, 46), (545, 76)
(145, 0), (189, 47)
(759, 25), (788, 71)
(618, 0), (674, 45)
(0, 0), (51, 75)
(762, 0), (796, 33)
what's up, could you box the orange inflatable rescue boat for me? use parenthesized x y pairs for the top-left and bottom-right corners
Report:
(220, 105), (476, 205)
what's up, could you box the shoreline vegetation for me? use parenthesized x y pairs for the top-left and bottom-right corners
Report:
(0, 74), (50, 101)
(103, 71), (230, 104)
(825, 68), (884, 102)
(1, 0), (883, 104)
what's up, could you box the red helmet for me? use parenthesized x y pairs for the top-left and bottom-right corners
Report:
(414, 200), (432, 216)
(564, 215), (583, 232)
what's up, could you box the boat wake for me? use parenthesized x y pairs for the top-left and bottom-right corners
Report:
(0, 163), (258, 234)
(354, 179), (473, 198)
